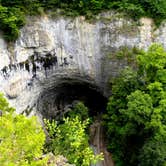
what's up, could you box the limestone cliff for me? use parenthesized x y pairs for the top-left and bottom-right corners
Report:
(0, 12), (165, 116)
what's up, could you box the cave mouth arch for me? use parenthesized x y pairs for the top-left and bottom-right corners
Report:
(37, 79), (107, 120)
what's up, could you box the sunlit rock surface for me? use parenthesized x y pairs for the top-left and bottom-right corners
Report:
(0, 12), (166, 116)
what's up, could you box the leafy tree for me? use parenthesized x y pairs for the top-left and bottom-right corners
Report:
(139, 132), (166, 166)
(0, 6), (25, 41)
(137, 44), (166, 83)
(52, 117), (102, 166)
(104, 44), (166, 166)
(45, 102), (103, 166)
(66, 101), (89, 121)
(0, 93), (47, 166)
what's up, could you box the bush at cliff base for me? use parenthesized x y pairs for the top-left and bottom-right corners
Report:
(0, 93), (47, 166)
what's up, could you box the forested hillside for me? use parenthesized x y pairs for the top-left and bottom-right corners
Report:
(103, 44), (166, 166)
(1, 0), (166, 40)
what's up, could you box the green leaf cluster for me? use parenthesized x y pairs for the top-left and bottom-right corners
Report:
(0, 93), (47, 166)
(103, 44), (166, 166)
(45, 102), (103, 166)
(0, 5), (25, 41)
(66, 101), (89, 121)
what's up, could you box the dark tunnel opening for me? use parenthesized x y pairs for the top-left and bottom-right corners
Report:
(37, 81), (114, 165)
(37, 81), (108, 120)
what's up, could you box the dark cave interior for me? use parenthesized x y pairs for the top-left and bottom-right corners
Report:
(37, 81), (107, 120)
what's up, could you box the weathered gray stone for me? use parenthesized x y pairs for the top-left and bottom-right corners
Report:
(0, 12), (166, 116)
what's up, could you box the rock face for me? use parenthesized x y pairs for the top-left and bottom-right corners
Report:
(90, 119), (114, 166)
(0, 12), (166, 116)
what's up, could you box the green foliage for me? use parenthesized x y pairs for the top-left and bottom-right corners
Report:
(1, 0), (166, 40)
(139, 133), (166, 166)
(44, 119), (57, 139)
(125, 90), (153, 124)
(46, 117), (103, 166)
(0, 93), (47, 166)
(107, 0), (166, 24)
(107, 67), (140, 110)
(137, 44), (166, 82)
(45, 102), (103, 166)
(0, 93), (14, 113)
(0, 6), (25, 41)
(112, 46), (143, 63)
(104, 44), (166, 165)
(107, 1), (144, 20)
(66, 101), (89, 121)
(45, 0), (166, 24)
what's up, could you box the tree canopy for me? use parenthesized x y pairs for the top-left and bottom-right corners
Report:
(0, 94), (103, 166)
(103, 44), (166, 166)
(0, 93), (47, 166)
(0, 0), (166, 41)
(45, 102), (103, 166)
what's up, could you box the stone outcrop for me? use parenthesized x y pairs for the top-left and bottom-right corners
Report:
(0, 11), (166, 116)
(46, 153), (74, 166)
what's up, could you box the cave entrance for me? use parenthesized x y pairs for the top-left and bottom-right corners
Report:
(37, 80), (107, 120)
(37, 80), (114, 166)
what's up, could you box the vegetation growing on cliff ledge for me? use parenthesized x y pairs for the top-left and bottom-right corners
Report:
(0, 0), (166, 41)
